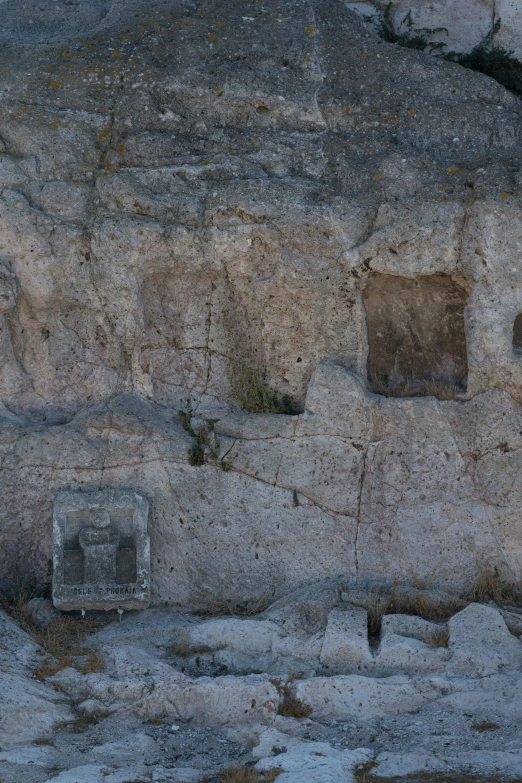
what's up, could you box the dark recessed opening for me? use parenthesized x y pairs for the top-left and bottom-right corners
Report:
(513, 314), (522, 354)
(363, 273), (469, 400)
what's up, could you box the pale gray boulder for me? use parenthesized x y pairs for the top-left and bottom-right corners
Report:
(447, 603), (522, 677)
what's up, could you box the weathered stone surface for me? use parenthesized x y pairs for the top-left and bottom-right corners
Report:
(0, 609), (73, 748)
(320, 607), (374, 672)
(2, 0), (522, 607)
(447, 603), (522, 677)
(297, 674), (449, 719)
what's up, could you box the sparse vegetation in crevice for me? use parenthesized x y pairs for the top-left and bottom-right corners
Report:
(424, 627), (450, 648)
(188, 440), (205, 466)
(468, 566), (522, 606)
(368, 371), (462, 401)
(445, 21), (522, 97)
(379, 4), (447, 53)
(59, 708), (110, 734)
(179, 407), (221, 467)
(169, 632), (218, 658)
(471, 719), (500, 733)
(193, 592), (275, 618)
(228, 363), (298, 415)
(271, 674), (312, 719)
(378, 8), (522, 98)
(199, 766), (281, 783)
(1, 570), (109, 679)
(365, 586), (466, 638)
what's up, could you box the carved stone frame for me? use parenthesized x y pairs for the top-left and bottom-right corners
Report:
(53, 488), (150, 611)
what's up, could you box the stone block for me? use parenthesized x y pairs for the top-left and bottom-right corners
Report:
(448, 603), (522, 676)
(53, 488), (150, 611)
(376, 633), (451, 673)
(320, 607), (373, 672)
(381, 614), (444, 642)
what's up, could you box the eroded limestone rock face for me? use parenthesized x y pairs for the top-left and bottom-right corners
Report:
(4, 589), (522, 782)
(2, 0), (522, 596)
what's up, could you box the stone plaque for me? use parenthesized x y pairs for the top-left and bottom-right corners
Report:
(53, 488), (150, 611)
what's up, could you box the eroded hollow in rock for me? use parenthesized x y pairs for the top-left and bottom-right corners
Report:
(363, 273), (468, 399)
(513, 313), (522, 354)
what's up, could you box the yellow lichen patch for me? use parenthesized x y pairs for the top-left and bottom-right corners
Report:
(438, 185), (446, 191)
(215, 21), (225, 27)
(448, 166), (459, 175)
(208, 33), (216, 39)
(98, 126), (112, 145)
(345, 106), (351, 114)
(409, 109), (416, 116)
(305, 57), (311, 63)
(375, 173), (382, 180)
(304, 26), (315, 34)
(500, 192), (509, 199)
(111, 50), (121, 57)
(361, 52), (368, 58)
(114, 145), (125, 156)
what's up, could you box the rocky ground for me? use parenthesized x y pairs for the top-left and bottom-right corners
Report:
(3, 582), (522, 782)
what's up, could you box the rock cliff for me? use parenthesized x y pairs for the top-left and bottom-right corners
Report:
(2, 0), (522, 597)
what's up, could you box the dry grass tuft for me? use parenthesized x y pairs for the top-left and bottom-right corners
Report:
(200, 765), (281, 783)
(468, 568), (522, 606)
(424, 627), (450, 648)
(1, 578), (109, 679)
(471, 719), (500, 733)
(368, 371), (461, 401)
(271, 676), (312, 720)
(76, 650), (105, 674)
(66, 710), (109, 734)
(30, 616), (108, 678)
(169, 632), (216, 658)
(366, 586), (466, 637)
(194, 592), (274, 618)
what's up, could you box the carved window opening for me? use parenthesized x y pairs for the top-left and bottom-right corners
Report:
(363, 273), (468, 400)
(513, 314), (522, 354)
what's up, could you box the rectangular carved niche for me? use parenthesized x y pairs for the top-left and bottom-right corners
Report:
(363, 273), (468, 399)
(53, 488), (150, 611)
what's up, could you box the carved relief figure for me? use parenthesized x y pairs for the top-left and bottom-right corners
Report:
(78, 509), (121, 584)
